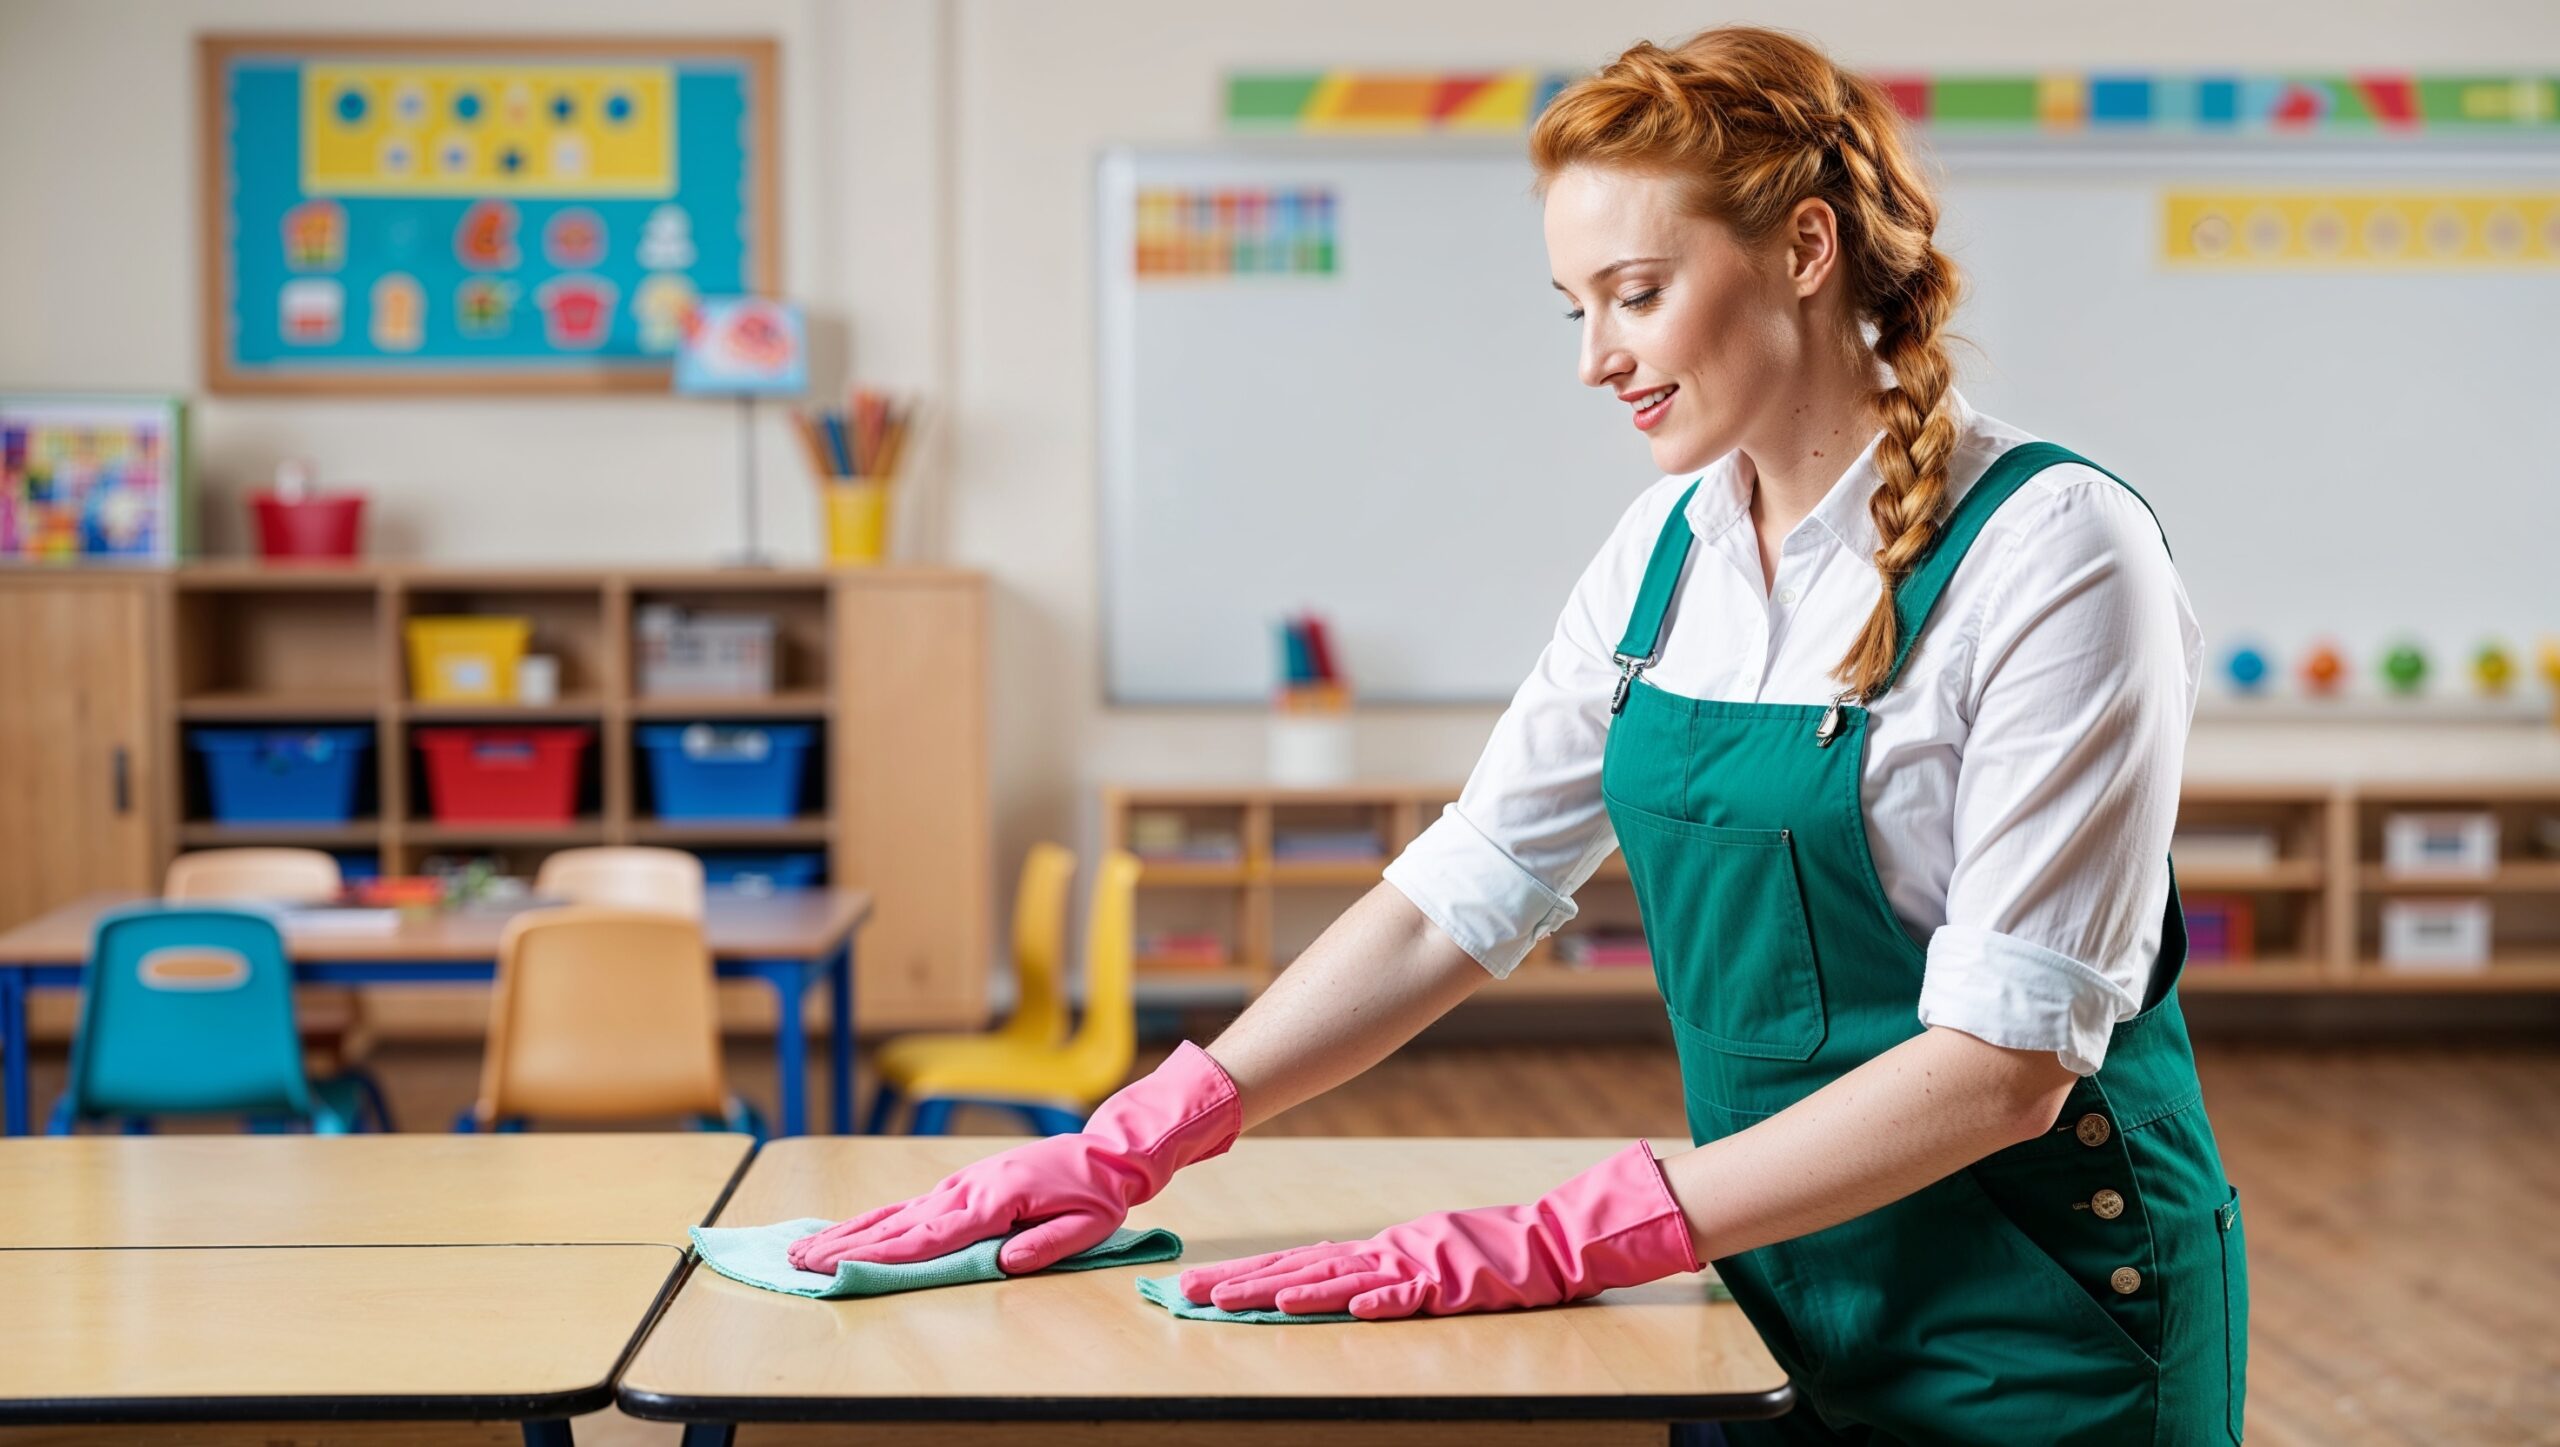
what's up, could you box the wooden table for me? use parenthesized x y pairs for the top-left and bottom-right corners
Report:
(0, 887), (870, 1137)
(0, 1133), (749, 1446)
(0, 1134), (750, 1249)
(618, 1137), (1792, 1445)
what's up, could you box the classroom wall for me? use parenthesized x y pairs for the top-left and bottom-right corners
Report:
(6, 0), (2559, 953)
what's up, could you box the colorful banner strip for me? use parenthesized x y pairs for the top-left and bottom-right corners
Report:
(1227, 71), (2560, 137)
(2163, 190), (2560, 268)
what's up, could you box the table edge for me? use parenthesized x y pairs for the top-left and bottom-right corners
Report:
(0, 1242), (691, 1426)
(614, 1383), (1799, 1425)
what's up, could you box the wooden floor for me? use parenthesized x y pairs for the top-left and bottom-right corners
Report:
(12, 1038), (2556, 1445)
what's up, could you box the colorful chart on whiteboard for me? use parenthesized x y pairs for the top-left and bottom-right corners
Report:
(206, 39), (774, 392)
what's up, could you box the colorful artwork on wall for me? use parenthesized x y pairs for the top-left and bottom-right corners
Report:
(0, 396), (189, 563)
(2164, 191), (2560, 269)
(1134, 188), (1338, 279)
(201, 35), (777, 394)
(1227, 69), (2560, 138)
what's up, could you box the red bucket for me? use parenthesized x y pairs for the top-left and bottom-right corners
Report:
(251, 492), (366, 560)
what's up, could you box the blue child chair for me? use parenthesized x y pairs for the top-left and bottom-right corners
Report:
(48, 904), (373, 1135)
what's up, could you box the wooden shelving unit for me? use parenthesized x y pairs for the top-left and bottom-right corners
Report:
(0, 563), (992, 1034)
(1104, 779), (2560, 1005)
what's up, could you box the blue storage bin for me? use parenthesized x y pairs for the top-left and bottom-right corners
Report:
(189, 727), (372, 824)
(699, 850), (827, 895)
(638, 724), (816, 821)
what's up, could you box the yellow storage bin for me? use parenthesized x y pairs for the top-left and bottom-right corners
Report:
(406, 616), (531, 703)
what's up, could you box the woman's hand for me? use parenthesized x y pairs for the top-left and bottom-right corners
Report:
(1175, 1141), (1699, 1319)
(787, 1041), (1241, 1276)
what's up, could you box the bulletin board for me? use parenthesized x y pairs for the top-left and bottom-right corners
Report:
(198, 34), (778, 395)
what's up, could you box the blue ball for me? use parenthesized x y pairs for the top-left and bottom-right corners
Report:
(2225, 645), (2270, 692)
(605, 91), (634, 123)
(334, 88), (367, 124)
(454, 90), (482, 122)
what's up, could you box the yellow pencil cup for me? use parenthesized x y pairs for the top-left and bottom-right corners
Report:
(824, 482), (890, 566)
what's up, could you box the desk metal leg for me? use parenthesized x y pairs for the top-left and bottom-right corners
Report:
(827, 940), (854, 1133)
(521, 1420), (575, 1447)
(1, 969), (26, 1138)
(753, 962), (809, 1138)
(679, 1425), (736, 1447)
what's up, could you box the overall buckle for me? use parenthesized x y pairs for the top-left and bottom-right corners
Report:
(1610, 651), (1652, 716)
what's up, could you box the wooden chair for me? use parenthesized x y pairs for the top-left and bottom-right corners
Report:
(163, 848), (391, 1130)
(457, 906), (758, 1137)
(533, 846), (707, 916)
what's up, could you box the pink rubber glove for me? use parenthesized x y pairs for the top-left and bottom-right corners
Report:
(787, 1040), (1241, 1276)
(1177, 1140), (1699, 1320)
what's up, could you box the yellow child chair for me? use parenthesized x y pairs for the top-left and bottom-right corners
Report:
(533, 846), (706, 916)
(863, 842), (1078, 1133)
(880, 850), (1142, 1137)
(163, 848), (393, 1131)
(455, 907), (760, 1137)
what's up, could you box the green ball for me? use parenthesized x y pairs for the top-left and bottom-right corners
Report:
(2381, 643), (2428, 694)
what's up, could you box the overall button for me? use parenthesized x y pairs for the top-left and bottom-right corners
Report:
(2109, 1266), (2143, 1295)
(2091, 1188), (2126, 1220)
(2075, 1113), (2112, 1148)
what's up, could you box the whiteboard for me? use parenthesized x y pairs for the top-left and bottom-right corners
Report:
(1098, 143), (2560, 705)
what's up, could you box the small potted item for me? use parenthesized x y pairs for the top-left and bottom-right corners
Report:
(250, 459), (365, 560)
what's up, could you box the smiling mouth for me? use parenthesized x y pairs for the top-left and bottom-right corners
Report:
(1630, 384), (1678, 431)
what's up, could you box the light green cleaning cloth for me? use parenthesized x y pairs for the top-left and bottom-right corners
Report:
(1134, 1271), (1735, 1323)
(690, 1217), (1183, 1300)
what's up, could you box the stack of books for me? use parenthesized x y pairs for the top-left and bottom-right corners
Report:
(1272, 829), (1384, 863)
(1130, 810), (1242, 863)
(1137, 932), (1230, 969)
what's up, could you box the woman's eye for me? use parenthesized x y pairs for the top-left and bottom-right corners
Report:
(1619, 288), (1662, 311)
(1562, 306), (1585, 322)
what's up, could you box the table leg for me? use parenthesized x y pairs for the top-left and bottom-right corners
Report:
(1, 968), (26, 1138)
(679, 1425), (737, 1447)
(758, 963), (809, 1138)
(828, 940), (855, 1133)
(521, 1419), (575, 1446)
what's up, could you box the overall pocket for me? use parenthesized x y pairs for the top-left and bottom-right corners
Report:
(2220, 1185), (2250, 1443)
(1609, 799), (1825, 1061)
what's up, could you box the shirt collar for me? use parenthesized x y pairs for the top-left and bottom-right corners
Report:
(1682, 387), (1981, 563)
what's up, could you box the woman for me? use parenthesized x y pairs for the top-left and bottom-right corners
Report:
(793, 26), (2246, 1445)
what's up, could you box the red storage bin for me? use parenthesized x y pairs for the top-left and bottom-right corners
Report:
(250, 491), (366, 559)
(415, 726), (591, 823)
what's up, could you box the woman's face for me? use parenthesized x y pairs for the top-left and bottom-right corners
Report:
(1543, 164), (1811, 476)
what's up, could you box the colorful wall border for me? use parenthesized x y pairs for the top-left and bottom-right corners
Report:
(1227, 71), (2560, 137)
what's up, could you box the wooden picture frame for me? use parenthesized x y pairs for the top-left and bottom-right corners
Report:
(198, 33), (780, 396)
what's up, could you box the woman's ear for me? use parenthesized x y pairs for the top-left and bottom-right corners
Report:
(1785, 197), (1841, 299)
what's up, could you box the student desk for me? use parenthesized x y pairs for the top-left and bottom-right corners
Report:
(0, 1133), (750, 1249)
(0, 887), (870, 1138)
(0, 1134), (751, 1446)
(618, 1137), (1794, 1445)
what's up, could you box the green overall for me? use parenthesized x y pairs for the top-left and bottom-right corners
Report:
(1602, 444), (2249, 1446)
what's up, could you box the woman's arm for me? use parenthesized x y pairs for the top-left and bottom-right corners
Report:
(1661, 1024), (2073, 1259)
(1208, 881), (1495, 1129)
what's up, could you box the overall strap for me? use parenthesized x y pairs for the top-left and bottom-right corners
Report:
(1880, 441), (2170, 696)
(1608, 481), (1702, 714)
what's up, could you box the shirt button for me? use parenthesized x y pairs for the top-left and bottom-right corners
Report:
(2091, 1188), (2126, 1221)
(2075, 1114), (2112, 1148)
(2110, 1266), (2143, 1295)
(1775, 587), (1799, 606)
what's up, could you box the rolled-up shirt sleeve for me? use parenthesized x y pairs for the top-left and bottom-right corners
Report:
(1383, 482), (1685, 978)
(1917, 474), (2202, 1076)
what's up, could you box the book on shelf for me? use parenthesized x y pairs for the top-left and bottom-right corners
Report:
(1271, 830), (1386, 863)
(1133, 838), (1244, 864)
(278, 904), (402, 936)
(1554, 931), (1651, 969)
(1137, 932), (1231, 969)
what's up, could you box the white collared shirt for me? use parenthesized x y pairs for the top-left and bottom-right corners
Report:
(1382, 391), (2200, 1075)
